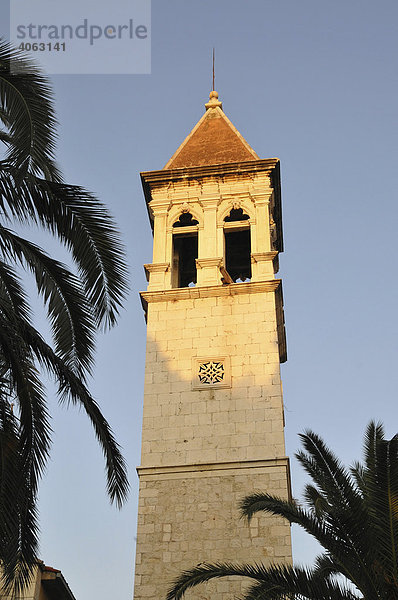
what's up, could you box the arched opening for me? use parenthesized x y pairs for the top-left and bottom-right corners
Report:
(171, 213), (198, 288)
(223, 208), (251, 282)
(224, 207), (250, 222)
(173, 212), (199, 227)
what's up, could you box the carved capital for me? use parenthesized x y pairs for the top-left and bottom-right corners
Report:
(252, 192), (272, 206)
(199, 196), (220, 210)
(251, 252), (278, 263)
(150, 203), (170, 217)
(143, 262), (170, 282)
(195, 257), (223, 269)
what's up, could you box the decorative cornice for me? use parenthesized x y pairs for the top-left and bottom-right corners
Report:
(141, 159), (279, 198)
(140, 279), (281, 304)
(137, 456), (290, 477)
(140, 278), (287, 363)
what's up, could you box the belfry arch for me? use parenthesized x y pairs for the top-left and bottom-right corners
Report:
(171, 212), (199, 288)
(222, 206), (252, 282)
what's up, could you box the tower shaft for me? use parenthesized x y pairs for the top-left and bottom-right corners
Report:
(134, 94), (292, 600)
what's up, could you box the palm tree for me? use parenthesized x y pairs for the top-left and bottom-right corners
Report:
(0, 41), (129, 594)
(167, 421), (398, 600)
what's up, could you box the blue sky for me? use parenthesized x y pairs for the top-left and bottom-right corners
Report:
(1, 1), (398, 598)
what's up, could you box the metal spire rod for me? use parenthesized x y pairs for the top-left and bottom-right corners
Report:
(212, 47), (215, 91)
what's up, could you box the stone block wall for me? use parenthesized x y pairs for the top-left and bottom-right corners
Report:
(134, 465), (291, 600)
(134, 285), (292, 600)
(141, 288), (286, 467)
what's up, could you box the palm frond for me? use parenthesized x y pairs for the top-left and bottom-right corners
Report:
(20, 321), (129, 507)
(0, 317), (50, 596)
(0, 171), (129, 329)
(167, 561), (274, 600)
(366, 435), (398, 588)
(167, 562), (357, 600)
(296, 431), (372, 581)
(0, 259), (31, 322)
(27, 177), (129, 328)
(0, 226), (95, 376)
(363, 420), (385, 477)
(242, 567), (357, 600)
(313, 553), (342, 578)
(0, 316), (51, 492)
(350, 461), (366, 496)
(0, 398), (39, 596)
(0, 39), (129, 595)
(303, 484), (329, 516)
(0, 40), (61, 180)
(240, 492), (377, 597)
(296, 430), (362, 515)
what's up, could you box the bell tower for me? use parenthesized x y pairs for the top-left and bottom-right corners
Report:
(134, 91), (292, 600)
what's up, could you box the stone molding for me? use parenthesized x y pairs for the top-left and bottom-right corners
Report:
(167, 225), (199, 235)
(251, 251), (279, 263)
(195, 257), (223, 269)
(143, 262), (170, 272)
(143, 262), (170, 282)
(141, 158), (279, 191)
(137, 456), (290, 477)
(140, 278), (281, 304)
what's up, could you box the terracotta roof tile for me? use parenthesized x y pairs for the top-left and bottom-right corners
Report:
(164, 93), (259, 169)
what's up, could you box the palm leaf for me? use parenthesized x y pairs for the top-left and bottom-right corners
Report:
(0, 258), (31, 322)
(0, 39), (129, 594)
(20, 321), (129, 507)
(0, 40), (61, 180)
(27, 176), (129, 328)
(0, 225), (95, 376)
(0, 398), (39, 597)
(296, 431), (363, 516)
(366, 435), (398, 588)
(0, 317), (50, 596)
(0, 170), (128, 329)
(167, 562), (357, 600)
(240, 493), (377, 597)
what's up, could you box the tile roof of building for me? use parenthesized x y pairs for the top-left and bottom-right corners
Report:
(164, 91), (259, 169)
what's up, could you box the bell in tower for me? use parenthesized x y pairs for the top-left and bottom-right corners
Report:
(135, 91), (291, 600)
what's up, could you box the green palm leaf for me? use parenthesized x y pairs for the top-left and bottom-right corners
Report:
(366, 435), (398, 588)
(0, 226), (95, 376)
(0, 40), (60, 180)
(167, 562), (357, 600)
(0, 39), (129, 594)
(20, 321), (129, 507)
(168, 422), (398, 600)
(0, 398), (39, 597)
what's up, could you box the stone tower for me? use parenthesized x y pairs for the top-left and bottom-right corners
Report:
(134, 91), (292, 600)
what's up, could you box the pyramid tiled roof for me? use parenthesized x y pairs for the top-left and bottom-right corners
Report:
(164, 91), (259, 169)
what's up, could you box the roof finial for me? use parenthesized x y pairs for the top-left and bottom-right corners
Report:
(205, 48), (223, 110)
